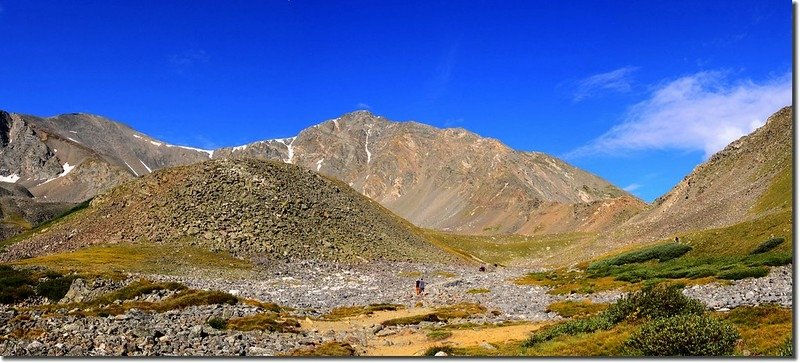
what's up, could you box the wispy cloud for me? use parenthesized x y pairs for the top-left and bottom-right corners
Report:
(567, 71), (791, 159)
(622, 183), (642, 192)
(356, 102), (371, 109)
(168, 49), (209, 71)
(573, 66), (638, 102)
(426, 42), (459, 100)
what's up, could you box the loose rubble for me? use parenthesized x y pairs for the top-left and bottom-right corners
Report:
(0, 263), (792, 356)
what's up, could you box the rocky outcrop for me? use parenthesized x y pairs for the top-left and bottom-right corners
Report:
(0, 159), (461, 265)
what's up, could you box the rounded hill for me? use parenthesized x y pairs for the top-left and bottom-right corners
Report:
(1, 159), (460, 265)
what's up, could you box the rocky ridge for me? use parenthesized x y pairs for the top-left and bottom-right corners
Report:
(605, 106), (793, 245)
(0, 158), (460, 265)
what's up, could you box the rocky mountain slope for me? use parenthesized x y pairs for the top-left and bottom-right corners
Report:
(604, 106), (793, 245)
(0, 111), (211, 203)
(217, 111), (644, 234)
(0, 109), (642, 236)
(0, 159), (461, 265)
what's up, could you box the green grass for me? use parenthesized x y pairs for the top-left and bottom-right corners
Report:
(421, 229), (597, 266)
(588, 243), (692, 270)
(713, 305), (793, 356)
(546, 300), (609, 318)
(426, 330), (453, 341)
(12, 241), (251, 278)
(751, 163), (792, 215)
(466, 288), (491, 294)
(226, 313), (300, 333)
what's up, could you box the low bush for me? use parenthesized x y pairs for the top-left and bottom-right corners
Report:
(35, 275), (80, 301)
(608, 284), (706, 321)
(750, 237), (785, 255)
(524, 283), (706, 348)
(381, 302), (486, 326)
(522, 314), (614, 347)
(426, 330), (453, 341)
(546, 300), (608, 318)
(207, 317), (227, 330)
(226, 313), (300, 333)
(625, 315), (739, 356)
(717, 266), (769, 280)
(745, 252), (792, 267)
(589, 243), (692, 270)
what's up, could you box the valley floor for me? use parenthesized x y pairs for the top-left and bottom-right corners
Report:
(0, 262), (792, 356)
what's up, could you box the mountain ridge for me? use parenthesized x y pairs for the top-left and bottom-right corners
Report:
(0, 109), (643, 236)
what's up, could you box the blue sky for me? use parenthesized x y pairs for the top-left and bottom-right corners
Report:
(0, 0), (792, 202)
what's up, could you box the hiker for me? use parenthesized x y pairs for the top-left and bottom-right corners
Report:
(675, 237), (680, 243)
(415, 278), (421, 295)
(419, 278), (426, 295)
(479, 266), (486, 272)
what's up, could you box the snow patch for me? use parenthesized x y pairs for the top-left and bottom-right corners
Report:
(133, 134), (143, 139)
(316, 158), (325, 171)
(150, 140), (163, 147)
(232, 144), (249, 152)
(58, 163), (75, 177)
(165, 144), (214, 158)
(69, 130), (78, 134)
(139, 159), (152, 173)
(365, 128), (372, 163)
(67, 137), (80, 144)
(0, 174), (20, 183)
(124, 161), (139, 176)
(271, 137), (296, 164)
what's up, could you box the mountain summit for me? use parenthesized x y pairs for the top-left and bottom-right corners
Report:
(215, 110), (644, 234)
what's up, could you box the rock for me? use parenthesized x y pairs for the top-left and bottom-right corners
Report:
(479, 342), (497, 351)
(434, 351), (448, 356)
(248, 347), (271, 356)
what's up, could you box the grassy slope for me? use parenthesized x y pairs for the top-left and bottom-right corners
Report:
(11, 241), (251, 278)
(421, 229), (597, 267)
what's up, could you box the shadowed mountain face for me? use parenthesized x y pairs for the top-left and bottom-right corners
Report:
(0, 111), (211, 203)
(216, 111), (644, 234)
(0, 109), (642, 235)
(0, 159), (461, 265)
(602, 106), (793, 246)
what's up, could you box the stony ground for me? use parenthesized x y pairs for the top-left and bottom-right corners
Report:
(0, 263), (792, 356)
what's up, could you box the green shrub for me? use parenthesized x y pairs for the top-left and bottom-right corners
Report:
(522, 314), (614, 347)
(36, 275), (80, 301)
(523, 283), (707, 348)
(590, 243), (692, 270)
(426, 330), (453, 341)
(0, 285), (35, 304)
(625, 315), (739, 356)
(717, 266), (769, 280)
(750, 237), (785, 255)
(609, 284), (706, 321)
(207, 317), (228, 330)
(745, 252), (792, 267)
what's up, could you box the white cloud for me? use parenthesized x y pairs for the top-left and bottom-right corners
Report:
(573, 66), (638, 101)
(356, 102), (371, 109)
(568, 71), (791, 159)
(623, 183), (642, 192)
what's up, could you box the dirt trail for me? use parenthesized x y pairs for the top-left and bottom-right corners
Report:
(299, 307), (435, 332)
(365, 322), (544, 356)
